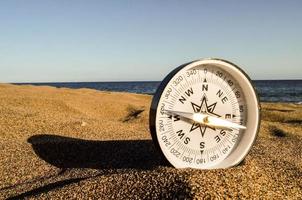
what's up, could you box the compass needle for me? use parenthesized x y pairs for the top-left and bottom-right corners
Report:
(205, 115), (247, 130)
(150, 58), (260, 169)
(164, 110), (195, 121)
(166, 110), (246, 130)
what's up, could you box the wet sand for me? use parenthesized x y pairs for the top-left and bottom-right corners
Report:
(0, 84), (301, 199)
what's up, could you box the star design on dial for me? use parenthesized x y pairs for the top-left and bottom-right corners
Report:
(190, 95), (221, 137)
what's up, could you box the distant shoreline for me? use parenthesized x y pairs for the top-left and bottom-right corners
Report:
(6, 79), (302, 84)
(7, 80), (302, 103)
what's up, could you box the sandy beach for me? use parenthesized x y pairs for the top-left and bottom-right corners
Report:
(0, 83), (301, 199)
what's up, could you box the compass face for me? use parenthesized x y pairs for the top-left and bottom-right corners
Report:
(149, 59), (260, 169)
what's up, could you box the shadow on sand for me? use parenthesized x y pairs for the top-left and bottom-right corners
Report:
(4, 135), (190, 199)
(27, 134), (166, 170)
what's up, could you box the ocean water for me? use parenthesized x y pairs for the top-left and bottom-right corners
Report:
(15, 80), (302, 103)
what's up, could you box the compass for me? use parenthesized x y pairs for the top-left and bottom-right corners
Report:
(149, 58), (260, 169)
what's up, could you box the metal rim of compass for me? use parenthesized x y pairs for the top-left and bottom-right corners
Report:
(149, 58), (261, 169)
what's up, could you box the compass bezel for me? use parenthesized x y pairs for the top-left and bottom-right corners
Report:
(149, 58), (261, 169)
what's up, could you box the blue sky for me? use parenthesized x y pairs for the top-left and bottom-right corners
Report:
(0, 1), (301, 82)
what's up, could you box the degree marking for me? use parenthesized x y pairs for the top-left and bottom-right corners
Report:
(197, 69), (201, 83)
(221, 140), (227, 150)
(171, 84), (181, 96)
(168, 135), (174, 140)
(184, 75), (189, 88)
(217, 143), (223, 156)
(225, 136), (233, 146)
(211, 68), (214, 80)
(221, 75), (226, 85)
(170, 94), (177, 101)
(163, 100), (173, 105)
(179, 83), (186, 94)
(180, 148), (185, 158)
(160, 130), (173, 135)
(168, 141), (176, 149)
(193, 153), (196, 164)
(189, 74), (194, 86)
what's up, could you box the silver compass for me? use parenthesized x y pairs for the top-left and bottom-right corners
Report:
(150, 58), (260, 169)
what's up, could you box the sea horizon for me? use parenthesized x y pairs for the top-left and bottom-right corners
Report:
(7, 78), (302, 84)
(9, 80), (302, 103)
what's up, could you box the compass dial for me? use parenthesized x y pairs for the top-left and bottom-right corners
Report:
(150, 59), (260, 169)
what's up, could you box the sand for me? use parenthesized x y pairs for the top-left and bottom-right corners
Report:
(0, 83), (301, 199)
